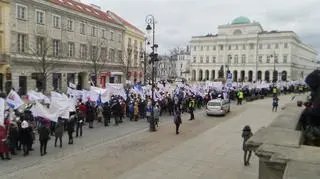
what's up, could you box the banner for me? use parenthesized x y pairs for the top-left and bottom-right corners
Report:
(30, 101), (60, 122)
(0, 98), (4, 126)
(6, 90), (24, 109)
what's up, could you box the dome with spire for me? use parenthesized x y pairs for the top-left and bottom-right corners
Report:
(231, 16), (251, 25)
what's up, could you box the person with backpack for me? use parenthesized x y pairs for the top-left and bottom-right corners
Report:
(242, 125), (253, 166)
(272, 96), (279, 112)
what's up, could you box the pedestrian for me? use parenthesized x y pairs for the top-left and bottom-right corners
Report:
(189, 97), (195, 120)
(54, 118), (64, 148)
(38, 121), (50, 156)
(67, 113), (76, 144)
(153, 103), (160, 127)
(76, 108), (84, 137)
(0, 124), (11, 160)
(20, 120), (32, 156)
(102, 102), (111, 126)
(242, 125), (253, 166)
(272, 96), (279, 112)
(174, 110), (182, 135)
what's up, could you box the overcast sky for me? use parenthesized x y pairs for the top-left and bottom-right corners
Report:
(82, 0), (320, 56)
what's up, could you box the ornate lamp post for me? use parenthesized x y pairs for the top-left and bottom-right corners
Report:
(146, 14), (158, 132)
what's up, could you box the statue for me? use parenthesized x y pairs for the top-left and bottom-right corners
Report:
(300, 70), (320, 146)
(218, 65), (224, 78)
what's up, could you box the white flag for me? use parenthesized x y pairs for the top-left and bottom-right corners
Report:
(6, 90), (24, 109)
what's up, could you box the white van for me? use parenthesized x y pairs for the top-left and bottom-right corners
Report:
(206, 99), (231, 116)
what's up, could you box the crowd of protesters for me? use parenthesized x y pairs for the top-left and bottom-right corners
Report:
(0, 81), (308, 161)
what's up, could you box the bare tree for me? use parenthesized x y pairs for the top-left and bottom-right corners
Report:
(29, 36), (59, 93)
(86, 38), (108, 86)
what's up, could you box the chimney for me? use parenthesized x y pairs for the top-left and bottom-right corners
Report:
(90, 4), (101, 10)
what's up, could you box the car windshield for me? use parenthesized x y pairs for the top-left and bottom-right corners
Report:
(207, 102), (221, 106)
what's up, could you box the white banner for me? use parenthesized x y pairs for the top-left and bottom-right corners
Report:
(30, 101), (59, 122)
(6, 90), (24, 109)
(0, 98), (5, 126)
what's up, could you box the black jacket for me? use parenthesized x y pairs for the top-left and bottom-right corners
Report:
(38, 126), (50, 141)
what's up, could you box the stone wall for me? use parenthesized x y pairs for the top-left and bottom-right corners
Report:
(247, 100), (320, 179)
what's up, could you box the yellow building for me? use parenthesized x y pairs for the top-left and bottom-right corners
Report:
(0, 0), (10, 93)
(107, 11), (146, 84)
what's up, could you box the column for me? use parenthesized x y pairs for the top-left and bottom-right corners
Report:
(27, 74), (36, 91)
(83, 72), (89, 89)
(46, 73), (53, 93)
(11, 72), (19, 91)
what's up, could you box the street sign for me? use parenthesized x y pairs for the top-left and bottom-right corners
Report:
(227, 72), (232, 79)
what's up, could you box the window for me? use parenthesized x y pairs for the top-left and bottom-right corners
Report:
(68, 42), (74, 57)
(283, 55), (288, 63)
(228, 45), (231, 50)
(274, 55), (278, 63)
(100, 47), (107, 60)
(235, 45), (238, 50)
(17, 34), (26, 53)
(259, 44), (262, 49)
(52, 39), (61, 57)
(101, 29), (106, 39)
(241, 54), (246, 64)
(206, 56), (209, 63)
(16, 4), (27, 20)
(80, 22), (85, 34)
(193, 46), (196, 51)
(200, 56), (203, 63)
(242, 44), (246, 50)
(118, 34), (122, 43)
(80, 44), (87, 59)
(258, 55), (263, 63)
(206, 46), (209, 51)
(109, 49), (115, 62)
(284, 43), (288, 48)
(52, 15), (60, 28)
(275, 44), (279, 49)
(90, 46), (98, 60)
(110, 31), (114, 41)
(200, 46), (203, 51)
(91, 26), (97, 36)
(213, 46), (216, 51)
(212, 56), (216, 63)
(36, 10), (44, 24)
(267, 44), (271, 49)
(227, 55), (232, 63)
(220, 45), (223, 50)
(67, 19), (73, 31)
(36, 36), (44, 55)
(118, 50), (122, 61)
(234, 55), (238, 64)
(193, 56), (196, 63)
(266, 56), (270, 63)
(250, 44), (255, 50)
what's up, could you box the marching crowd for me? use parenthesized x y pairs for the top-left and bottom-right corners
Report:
(0, 82), (308, 161)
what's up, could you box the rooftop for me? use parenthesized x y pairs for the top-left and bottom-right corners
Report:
(231, 16), (251, 25)
(50, 0), (121, 26)
(107, 11), (144, 35)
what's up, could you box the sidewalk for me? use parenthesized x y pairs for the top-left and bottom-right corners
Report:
(115, 95), (299, 179)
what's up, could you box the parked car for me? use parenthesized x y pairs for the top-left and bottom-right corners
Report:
(206, 99), (231, 116)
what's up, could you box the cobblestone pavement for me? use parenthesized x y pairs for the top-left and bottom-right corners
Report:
(0, 94), (303, 179)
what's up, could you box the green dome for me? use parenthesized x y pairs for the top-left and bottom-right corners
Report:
(231, 16), (251, 25)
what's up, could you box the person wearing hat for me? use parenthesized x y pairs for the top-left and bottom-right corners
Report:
(20, 120), (32, 156)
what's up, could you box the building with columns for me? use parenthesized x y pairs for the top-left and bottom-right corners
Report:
(190, 16), (318, 83)
(0, 0), (143, 95)
(176, 50), (191, 80)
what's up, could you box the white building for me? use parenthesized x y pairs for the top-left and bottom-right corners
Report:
(190, 16), (318, 82)
(176, 51), (191, 80)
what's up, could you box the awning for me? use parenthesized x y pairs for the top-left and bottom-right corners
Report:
(111, 72), (124, 76)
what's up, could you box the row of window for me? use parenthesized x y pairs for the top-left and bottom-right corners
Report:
(192, 43), (288, 51)
(16, 4), (121, 42)
(192, 54), (288, 64)
(17, 34), (122, 62)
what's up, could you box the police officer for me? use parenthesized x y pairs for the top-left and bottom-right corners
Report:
(189, 97), (196, 120)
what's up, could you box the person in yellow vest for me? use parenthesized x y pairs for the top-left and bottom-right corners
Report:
(272, 87), (277, 97)
(189, 97), (196, 120)
(237, 90), (244, 105)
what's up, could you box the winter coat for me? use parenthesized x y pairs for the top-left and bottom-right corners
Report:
(55, 123), (64, 137)
(153, 107), (160, 119)
(0, 126), (10, 153)
(20, 127), (32, 145)
(134, 104), (139, 116)
(38, 126), (50, 141)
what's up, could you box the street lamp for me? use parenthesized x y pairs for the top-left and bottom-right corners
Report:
(146, 14), (158, 132)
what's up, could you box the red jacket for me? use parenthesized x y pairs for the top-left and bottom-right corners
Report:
(0, 126), (10, 153)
